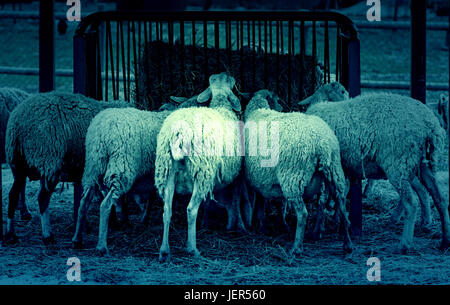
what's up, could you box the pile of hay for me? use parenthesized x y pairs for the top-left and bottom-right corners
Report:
(134, 41), (323, 111)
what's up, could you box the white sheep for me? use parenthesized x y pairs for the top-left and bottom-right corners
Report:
(71, 107), (175, 253)
(155, 72), (242, 262)
(0, 87), (32, 220)
(5, 92), (128, 245)
(298, 84), (449, 252)
(244, 90), (353, 255)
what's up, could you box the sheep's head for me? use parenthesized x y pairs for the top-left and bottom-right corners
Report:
(197, 72), (241, 112)
(253, 90), (283, 112)
(298, 81), (348, 109)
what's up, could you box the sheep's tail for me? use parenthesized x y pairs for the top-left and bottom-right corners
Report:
(424, 119), (446, 173)
(5, 113), (20, 166)
(154, 124), (185, 197)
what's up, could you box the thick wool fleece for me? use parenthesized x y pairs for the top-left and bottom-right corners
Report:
(83, 107), (171, 196)
(5, 92), (128, 186)
(0, 88), (30, 163)
(155, 106), (242, 201)
(244, 105), (346, 201)
(306, 93), (446, 181)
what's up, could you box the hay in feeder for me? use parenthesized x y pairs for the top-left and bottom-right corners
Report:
(134, 41), (323, 111)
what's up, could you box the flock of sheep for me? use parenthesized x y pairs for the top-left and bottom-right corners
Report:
(0, 72), (449, 262)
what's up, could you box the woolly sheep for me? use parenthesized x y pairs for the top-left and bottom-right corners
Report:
(5, 92), (128, 245)
(71, 107), (174, 253)
(298, 85), (449, 251)
(244, 90), (353, 255)
(0, 87), (31, 220)
(301, 83), (442, 232)
(155, 72), (242, 262)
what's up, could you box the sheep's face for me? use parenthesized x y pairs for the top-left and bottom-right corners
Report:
(326, 82), (349, 102)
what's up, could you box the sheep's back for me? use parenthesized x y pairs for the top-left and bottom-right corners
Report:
(6, 92), (126, 182)
(307, 93), (445, 178)
(244, 109), (341, 198)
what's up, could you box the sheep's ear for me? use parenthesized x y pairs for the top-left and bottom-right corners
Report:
(228, 94), (242, 112)
(298, 96), (312, 106)
(197, 87), (211, 103)
(170, 96), (187, 104)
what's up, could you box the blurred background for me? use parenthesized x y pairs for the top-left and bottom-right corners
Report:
(0, 0), (448, 103)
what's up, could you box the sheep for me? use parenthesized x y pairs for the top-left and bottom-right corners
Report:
(5, 92), (128, 245)
(300, 83), (441, 233)
(71, 107), (174, 253)
(0, 88), (32, 220)
(155, 72), (242, 262)
(244, 90), (353, 255)
(298, 84), (449, 251)
(166, 94), (250, 233)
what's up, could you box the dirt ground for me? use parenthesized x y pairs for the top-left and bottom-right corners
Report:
(1, 161), (449, 285)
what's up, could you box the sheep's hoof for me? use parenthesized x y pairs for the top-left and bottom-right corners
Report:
(95, 246), (109, 256)
(440, 238), (450, 251)
(289, 246), (303, 257)
(159, 250), (170, 263)
(42, 234), (56, 246)
(72, 239), (83, 249)
(20, 211), (32, 221)
(186, 248), (202, 258)
(343, 242), (354, 254)
(398, 244), (414, 255)
(4, 232), (19, 245)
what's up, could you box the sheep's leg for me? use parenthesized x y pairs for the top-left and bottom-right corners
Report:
(410, 176), (432, 232)
(331, 189), (353, 254)
(72, 186), (97, 249)
(38, 178), (57, 245)
(419, 164), (450, 250)
(186, 182), (203, 258)
(96, 188), (120, 255)
(290, 198), (308, 256)
(5, 168), (27, 244)
(241, 180), (255, 229)
(17, 182), (31, 221)
(159, 166), (177, 263)
(255, 196), (267, 233)
(311, 192), (329, 241)
(391, 180), (417, 253)
(73, 181), (83, 227)
(226, 181), (247, 233)
(362, 179), (375, 198)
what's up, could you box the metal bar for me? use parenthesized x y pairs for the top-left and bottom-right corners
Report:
(143, 21), (148, 105)
(287, 20), (292, 107)
(96, 30), (103, 100)
(252, 20), (256, 88)
(203, 19), (208, 88)
(39, 0), (55, 92)
(312, 21), (316, 93)
(192, 21), (196, 71)
(411, 0), (427, 104)
(120, 21), (127, 101)
(336, 25), (341, 82)
(215, 20), (220, 73)
(168, 21), (174, 91)
(264, 20), (268, 88)
(132, 21), (140, 106)
(180, 21), (185, 95)
(324, 21), (329, 83)
(105, 21), (109, 100)
(116, 21), (120, 99)
(276, 20), (280, 93)
(299, 20), (304, 100)
(127, 21), (131, 102)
